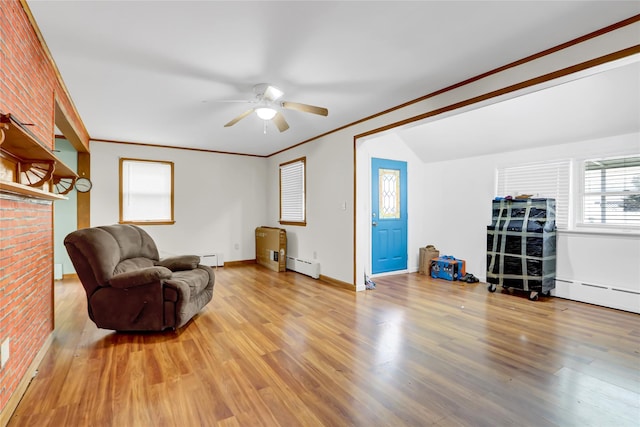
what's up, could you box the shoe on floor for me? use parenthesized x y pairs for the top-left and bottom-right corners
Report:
(460, 273), (479, 283)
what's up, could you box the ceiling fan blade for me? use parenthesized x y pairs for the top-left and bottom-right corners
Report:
(224, 109), (254, 127)
(272, 112), (289, 132)
(281, 101), (328, 116)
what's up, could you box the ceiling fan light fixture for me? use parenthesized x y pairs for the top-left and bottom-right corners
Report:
(256, 107), (277, 120)
(224, 84), (327, 133)
(265, 85), (284, 101)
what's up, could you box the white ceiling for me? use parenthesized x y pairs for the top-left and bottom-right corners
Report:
(397, 59), (640, 163)
(27, 1), (640, 157)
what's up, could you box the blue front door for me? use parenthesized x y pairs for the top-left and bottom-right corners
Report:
(371, 158), (407, 274)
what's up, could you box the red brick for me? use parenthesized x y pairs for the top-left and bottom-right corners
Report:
(0, 0), (75, 412)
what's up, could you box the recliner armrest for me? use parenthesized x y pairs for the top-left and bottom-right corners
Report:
(155, 255), (200, 271)
(109, 266), (172, 288)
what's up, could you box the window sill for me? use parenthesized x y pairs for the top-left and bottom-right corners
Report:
(559, 228), (640, 238)
(279, 221), (307, 227)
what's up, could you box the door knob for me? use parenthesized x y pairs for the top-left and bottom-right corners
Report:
(372, 221), (378, 226)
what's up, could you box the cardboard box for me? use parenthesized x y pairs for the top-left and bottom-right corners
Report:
(430, 256), (466, 281)
(255, 227), (287, 272)
(419, 245), (440, 275)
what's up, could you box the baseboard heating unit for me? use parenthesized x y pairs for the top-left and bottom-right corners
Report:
(555, 278), (640, 314)
(286, 256), (320, 279)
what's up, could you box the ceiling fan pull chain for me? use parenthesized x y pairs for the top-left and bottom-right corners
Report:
(263, 120), (267, 135)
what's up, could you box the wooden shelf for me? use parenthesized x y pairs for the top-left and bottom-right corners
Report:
(1, 113), (78, 178)
(0, 113), (77, 200)
(0, 180), (66, 201)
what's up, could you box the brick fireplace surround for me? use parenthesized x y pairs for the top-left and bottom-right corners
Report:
(0, 1), (88, 420)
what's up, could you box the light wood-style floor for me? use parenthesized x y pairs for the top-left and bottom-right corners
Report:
(9, 265), (640, 426)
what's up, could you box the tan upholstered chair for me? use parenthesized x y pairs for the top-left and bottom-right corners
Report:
(64, 224), (214, 331)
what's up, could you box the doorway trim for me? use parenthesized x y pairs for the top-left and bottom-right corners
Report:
(353, 45), (640, 288)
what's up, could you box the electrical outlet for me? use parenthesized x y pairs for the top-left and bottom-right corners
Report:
(1, 338), (9, 369)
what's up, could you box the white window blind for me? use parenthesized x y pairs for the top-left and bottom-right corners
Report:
(582, 156), (640, 227)
(121, 158), (174, 223)
(496, 160), (571, 229)
(280, 158), (306, 224)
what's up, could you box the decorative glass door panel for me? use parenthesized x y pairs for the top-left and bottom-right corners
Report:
(379, 168), (400, 219)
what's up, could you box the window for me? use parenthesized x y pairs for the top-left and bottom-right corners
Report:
(279, 157), (306, 225)
(120, 158), (174, 224)
(581, 155), (640, 227)
(496, 160), (571, 229)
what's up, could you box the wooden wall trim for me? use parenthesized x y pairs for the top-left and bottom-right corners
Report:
(319, 274), (355, 291)
(269, 14), (640, 159)
(20, 0), (90, 151)
(223, 259), (257, 268)
(350, 25), (640, 286)
(54, 100), (89, 153)
(356, 46), (640, 140)
(77, 152), (90, 229)
(91, 138), (267, 159)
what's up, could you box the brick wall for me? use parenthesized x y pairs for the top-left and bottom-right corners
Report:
(0, 1), (55, 143)
(0, 0), (86, 414)
(0, 197), (53, 412)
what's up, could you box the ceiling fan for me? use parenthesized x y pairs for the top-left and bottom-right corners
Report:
(224, 84), (328, 133)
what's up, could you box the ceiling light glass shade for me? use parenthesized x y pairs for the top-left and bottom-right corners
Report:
(255, 107), (277, 120)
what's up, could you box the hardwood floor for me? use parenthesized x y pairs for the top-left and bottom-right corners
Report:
(9, 265), (640, 426)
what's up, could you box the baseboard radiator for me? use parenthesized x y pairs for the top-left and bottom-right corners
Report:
(200, 253), (224, 267)
(555, 278), (640, 314)
(286, 256), (320, 279)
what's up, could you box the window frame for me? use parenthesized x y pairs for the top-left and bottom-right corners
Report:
(119, 157), (175, 225)
(495, 160), (571, 230)
(576, 155), (640, 231)
(279, 157), (306, 226)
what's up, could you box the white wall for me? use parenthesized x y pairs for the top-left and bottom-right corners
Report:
(82, 19), (639, 302)
(420, 134), (640, 313)
(90, 141), (268, 263)
(266, 134), (355, 283)
(267, 19), (640, 288)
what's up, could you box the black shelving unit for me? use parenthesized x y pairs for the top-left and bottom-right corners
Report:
(486, 198), (557, 300)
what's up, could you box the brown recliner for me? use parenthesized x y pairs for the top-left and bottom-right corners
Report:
(64, 224), (214, 331)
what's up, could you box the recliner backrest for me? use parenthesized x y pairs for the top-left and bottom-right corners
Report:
(64, 224), (160, 296)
